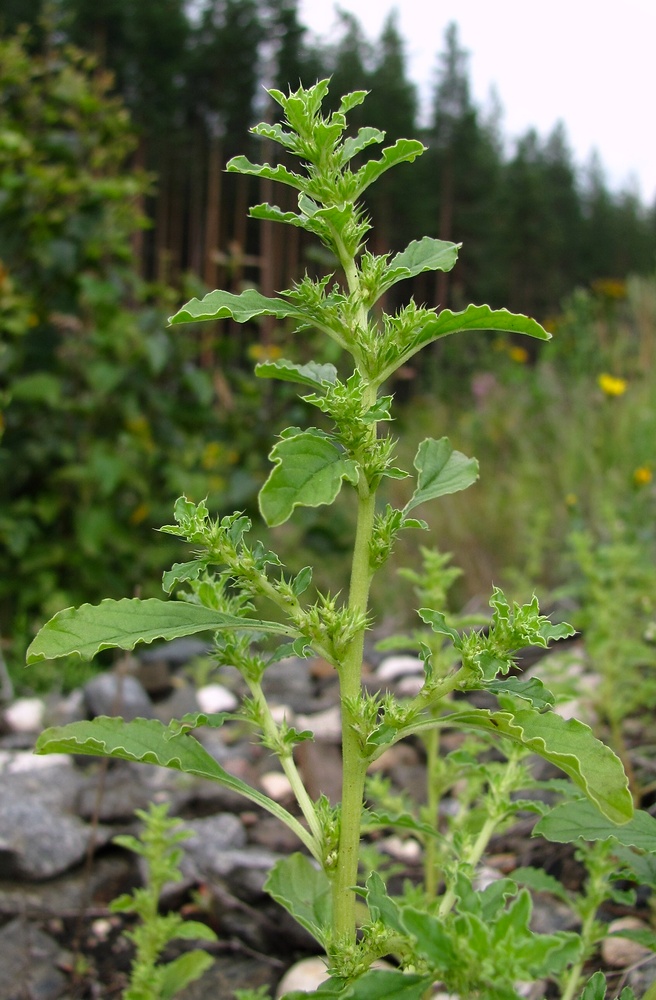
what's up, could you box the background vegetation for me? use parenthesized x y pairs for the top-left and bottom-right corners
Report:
(1, 0), (655, 685)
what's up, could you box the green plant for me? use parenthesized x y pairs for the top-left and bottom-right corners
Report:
(28, 80), (639, 998)
(110, 801), (216, 1000)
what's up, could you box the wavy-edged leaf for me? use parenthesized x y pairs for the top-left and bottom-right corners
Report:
(259, 430), (358, 526)
(35, 716), (317, 857)
(487, 676), (556, 711)
(378, 304), (551, 383)
(255, 358), (338, 389)
(535, 799), (656, 848)
(249, 202), (308, 227)
(449, 708), (633, 825)
(339, 126), (385, 164)
(226, 155), (305, 191)
(265, 853), (332, 947)
(404, 437), (479, 513)
(26, 598), (296, 662)
(353, 139), (425, 196)
(169, 288), (299, 326)
(379, 238), (459, 295)
(162, 559), (208, 594)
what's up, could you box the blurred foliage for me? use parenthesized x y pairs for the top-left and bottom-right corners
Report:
(0, 31), (296, 677)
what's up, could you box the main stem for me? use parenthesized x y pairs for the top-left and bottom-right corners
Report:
(331, 472), (376, 943)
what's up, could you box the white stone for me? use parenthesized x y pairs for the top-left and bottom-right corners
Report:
(3, 697), (45, 733)
(376, 655), (424, 682)
(295, 705), (342, 741)
(196, 683), (238, 714)
(269, 703), (296, 726)
(276, 957), (330, 996)
(601, 917), (652, 967)
(0, 750), (72, 774)
(380, 835), (422, 863)
(259, 771), (294, 802)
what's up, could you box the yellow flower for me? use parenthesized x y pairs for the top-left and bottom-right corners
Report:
(508, 345), (529, 364)
(598, 373), (627, 397)
(247, 343), (283, 362)
(633, 466), (653, 487)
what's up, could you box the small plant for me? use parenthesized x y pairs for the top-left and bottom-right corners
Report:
(110, 801), (216, 1000)
(27, 81), (643, 998)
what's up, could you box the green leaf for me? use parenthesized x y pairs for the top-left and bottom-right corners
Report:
(404, 437), (479, 514)
(381, 237), (459, 292)
(339, 127), (385, 164)
(255, 358), (338, 389)
(352, 139), (425, 197)
(159, 951), (215, 999)
(535, 799), (656, 848)
(226, 155), (305, 191)
(35, 716), (318, 857)
(264, 853), (332, 947)
(487, 676), (556, 711)
(169, 288), (299, 326)
(26, 597), (296, 662)
(162, 559), (208, 594)
(259, 430), (358, 526)
(511, 866), (572, 905)
(172, 920), (217, 941)
(448, 708), (633, 824)
(379, 303), (551, 383)
(282, 971), (432, 1000)
(578, 971), (609, 1000)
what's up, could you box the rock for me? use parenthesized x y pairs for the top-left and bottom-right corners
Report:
(295, 705), (341, 742)
(0, 918), (67, 1000)
(0, 792), (111, 880)
(0, 853), (138, 917)
(84, 672), (154, 720)
(2, 697), (45, 733)
(261, 658), (315, 712)
(296, 740), (342, 803)
(178, 950), (277, 1000)
(259, 771), (294, 802)
(139, 637), (212, 667)
(375, 655), (424, 682)
(275, 956), (330, 996)
(601, 916), (653, 967)
(196, 683), (239, 714)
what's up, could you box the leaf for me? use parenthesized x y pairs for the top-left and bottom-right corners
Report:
(404, 437), (479, 513)
(487, 676), (556, 711)
(511, 866), (572, 905)
(226, 155), (305, 191)
(378, 303), (551, 383)
(259, 431), (358, 526)
(169, 288), (299, 326)
(264, 853), (332, 947)
(35, 716), (318, 857)
(535, 799), (656, 848)
(255, 358), (338, 389)
(449, 708), (633, 824)
(339, 127), (385, 164)
(578, 971), (609, 1000)
(159, 951), (215, 999)
(381, 238), (459, 292)
(172, 920), (217, 941)
(26, 598), (296, 662)
(282, 971), (432, 1000)
(352, 139), (425, 197)
(162, 559), (207, 594)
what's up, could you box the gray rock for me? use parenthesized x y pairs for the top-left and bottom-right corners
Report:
(0, 918), (67, 1000)
(260, 658), (315, 712)
(140, 637), (211, 666)
(83, 672), (154, 720)
(0, 771), (111, 880)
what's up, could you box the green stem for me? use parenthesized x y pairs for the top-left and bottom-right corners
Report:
(423, 726), (441, 899)
(331, 477), (377, 944)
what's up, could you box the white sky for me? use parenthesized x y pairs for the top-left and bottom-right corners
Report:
(297, 0), (656, 205)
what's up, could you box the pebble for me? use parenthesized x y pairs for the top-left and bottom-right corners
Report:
(196, 683), (238, 714)
(295, 705), (341, 741)
(275, 956), (330, 996)
(83, 671), (154, 720)
(3, 696), (45, 733)
(376, 655), (424, 682)
(601, 916), (653, 967)
(259, 771), (294, 802)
